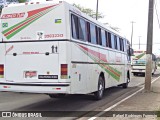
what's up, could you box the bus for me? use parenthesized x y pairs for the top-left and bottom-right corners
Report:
(131, 50), (157, 76)
(0, 1), (133, 100)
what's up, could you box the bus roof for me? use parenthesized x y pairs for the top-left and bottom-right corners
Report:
(6, 1), (128, 39)
(2, 1), (129, 42)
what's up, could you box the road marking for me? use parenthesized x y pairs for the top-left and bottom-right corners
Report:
(88, 76), (160, 120)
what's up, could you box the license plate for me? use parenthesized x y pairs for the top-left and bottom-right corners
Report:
(38, 75), (58, 79)
(24, 71), (37, 78)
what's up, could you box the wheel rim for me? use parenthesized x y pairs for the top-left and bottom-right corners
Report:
(127, 78), (130, 83)
(99, 81), (104, 96)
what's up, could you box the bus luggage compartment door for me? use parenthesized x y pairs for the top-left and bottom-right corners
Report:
(5, 42), (60, 83)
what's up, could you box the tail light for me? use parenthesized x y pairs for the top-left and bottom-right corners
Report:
(0, 65), (4, 78)
(61, 64), (68, 79)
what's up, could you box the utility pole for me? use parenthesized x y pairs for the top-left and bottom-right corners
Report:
(139, 36), (141, 49)
(145, 0), (154, 92)
(96, 0), (99, 20)
(130, 21), (135, 47)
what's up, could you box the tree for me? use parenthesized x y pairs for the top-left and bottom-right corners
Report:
(103, 23), (120, 32)
(73, 4), (120, 32)
(0, 0), (19, 14)
(110, 26), (120, 32)
(73, 3), (104, 19)
(5, 0), (19, 4)
(18, 0), (26, 3)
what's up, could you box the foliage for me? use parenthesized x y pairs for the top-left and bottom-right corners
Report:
(18, 0), (26, 3)
(73, 3), (120, 32)
(110, 26), (120, 32)
(73, 3), (104, 19)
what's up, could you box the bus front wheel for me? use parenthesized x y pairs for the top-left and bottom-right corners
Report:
(94, 76), (105, 100)
(122, 77), (129, 88)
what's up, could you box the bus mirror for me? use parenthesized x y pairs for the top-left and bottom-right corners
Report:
(130, 48), (134, 56)
(129, 48), (134, 56)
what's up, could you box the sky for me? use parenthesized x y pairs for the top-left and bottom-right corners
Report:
(55, 0), (160, 55)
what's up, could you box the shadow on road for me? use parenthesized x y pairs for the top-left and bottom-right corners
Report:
(13, 86), (137, 112)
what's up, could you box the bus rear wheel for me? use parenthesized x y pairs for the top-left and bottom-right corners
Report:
(94, 76), (105, 100)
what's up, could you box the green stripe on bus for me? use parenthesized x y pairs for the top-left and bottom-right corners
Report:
(2, 8), (48, 34)
(2, 14), (38, 34)
(86, 49), (121, 77)
(3, 7), (54, 39)
(6, 8), (53, 39)
(136, 53), (145, 59)
(100, 64), (120, 81)
(78, 46), (121, 81)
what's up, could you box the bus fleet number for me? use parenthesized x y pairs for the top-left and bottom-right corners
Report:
(45, 34), (63, 38)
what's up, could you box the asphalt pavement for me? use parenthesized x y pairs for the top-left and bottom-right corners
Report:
(0, 69), (159, 120)
(87, 70), (160, 120)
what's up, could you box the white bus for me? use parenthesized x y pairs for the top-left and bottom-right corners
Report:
(131, 50), (157, 76)
(0, 1), (133, 100)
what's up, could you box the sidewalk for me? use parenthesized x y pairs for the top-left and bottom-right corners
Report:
(98, 76), (160, 120)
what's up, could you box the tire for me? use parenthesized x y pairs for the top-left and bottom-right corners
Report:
(133, 73), (137, 76)
(122, 77), (129, 89)
(94, 76), (105, 100)
(49, 94), (66, 98)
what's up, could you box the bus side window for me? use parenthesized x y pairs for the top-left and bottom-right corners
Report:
(98, 27), (102, 45)
(121, 38), (124, 51)
(96, 26), (100, 45)
(119, 38), (124, 51)
(105, 31), (109, 47)
(78, 18), (87, 41)
(71, 14), (79, 39)
(114, 35), (118, 50)
(101, 29), (106, 47)
(111, 34), (115, 49)
(90, 23), (97, 44)
(107, 32), (112, 48)
(117, 37), (120, 51)
(86, 22), (91, 42)
(123, 39), (127, 52)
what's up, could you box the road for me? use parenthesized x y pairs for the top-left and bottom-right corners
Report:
(0, 69), (159, 120)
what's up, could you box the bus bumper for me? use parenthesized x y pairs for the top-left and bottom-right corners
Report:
(131, 69), (145, 73)
(0, 82), (70, 94)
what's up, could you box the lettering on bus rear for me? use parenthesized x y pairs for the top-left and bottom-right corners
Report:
(1, 13), (25, 19)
